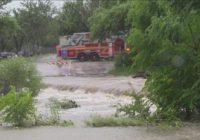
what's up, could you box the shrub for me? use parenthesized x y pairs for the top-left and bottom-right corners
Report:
(117, 93), (151, 119)
(114, 53), (133, 68)
(34, 97), (74, 127)
(60, 99), (79, 109)
(0, 87), (35, 127)
(85, 115), (143, 127)
(117, 92), (182, 127)
(0, 57), (41, 96)
(46, 98), (60, 124)
(48, 97), (79, 109)
(145, 62), (200, 120)
(110, 53), (135, 76)
(34, 113), (73, 127)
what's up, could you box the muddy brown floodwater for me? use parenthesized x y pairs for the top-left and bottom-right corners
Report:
(1, 55), (200, 140)
(35, 88), (132, 126)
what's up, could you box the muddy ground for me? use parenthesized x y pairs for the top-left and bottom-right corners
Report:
(1, 54), (200, 140)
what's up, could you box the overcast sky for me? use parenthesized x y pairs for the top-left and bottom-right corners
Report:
(4, 0), (66, 10)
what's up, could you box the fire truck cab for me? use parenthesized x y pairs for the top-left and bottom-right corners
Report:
(56, 32), (125, 61)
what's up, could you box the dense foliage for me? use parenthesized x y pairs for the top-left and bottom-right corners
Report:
(89, 0), (200, 121)
(0, 87), (35, 126)
(0, 57), (41, 96)
(0, 15), (19, 51)
(89, 2), (130, 40)
(0, 0), (59, 53)
(57, 1), (89, 35)
(13, 0), (58, 51)
(131, 0), (200, 120)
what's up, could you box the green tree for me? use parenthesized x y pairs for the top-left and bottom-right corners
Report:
(43, 16), (59, 47)
(0, 15), (19, 51)
(57, 0), (124, 36)
(89, 2), (130, 40)
(89, 0), (200, 121)
(58, 0), (89, 35)
(12, 11), (26, 53)
(14, 0), (57, 53)
(0, 0), (18, 51)
(129, 0), (200, 120)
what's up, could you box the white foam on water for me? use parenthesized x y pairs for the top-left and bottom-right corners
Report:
(35, 88), (132, 123)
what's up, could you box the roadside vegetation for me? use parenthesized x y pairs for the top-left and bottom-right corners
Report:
(0, 58), (73, 127)
(0, 86), (73, 127)
(0, 57), (41, 96)
(0, 87), (35, 127)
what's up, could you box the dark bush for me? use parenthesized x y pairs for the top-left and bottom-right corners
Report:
(114, 53), (133, 68)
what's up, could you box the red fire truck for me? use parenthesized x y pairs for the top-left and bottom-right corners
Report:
(56, 32), (125, 61)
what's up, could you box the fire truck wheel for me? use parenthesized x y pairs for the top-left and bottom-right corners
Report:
(78, 53), (88, 62)
(89, 52), (100, 61)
